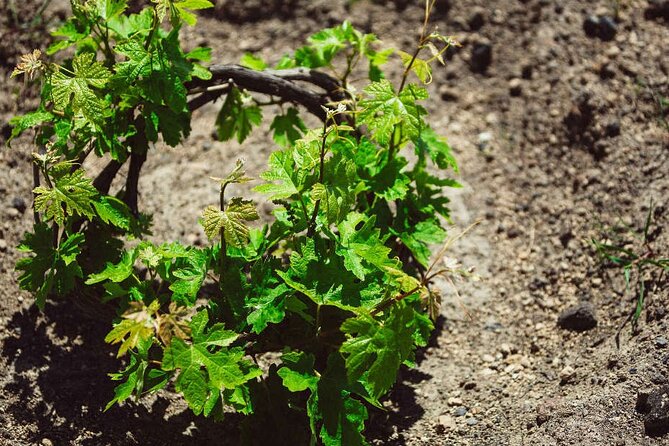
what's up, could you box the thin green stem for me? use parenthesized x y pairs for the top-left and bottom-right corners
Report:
(307, 116), (330, 237)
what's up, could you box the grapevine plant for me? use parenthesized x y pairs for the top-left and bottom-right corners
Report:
(9, 0), (461, 443)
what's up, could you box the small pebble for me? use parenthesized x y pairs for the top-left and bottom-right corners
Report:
(454, 407), (468, 417)
(0, 239), (6, 252)
(470, 42), (493, 73)
(560, 366), (576, 384)
(655, 337), (668, 349)
(583, 15), (600, 37)
(478, 131), (493, 150)
(509, 78), (522, 96)
(466, 417), (478, 426)
(463, 381), (477, 390)
(11, 197), (27, 213)
(447, 397), (464, 406)
(598, 16), (617, 41)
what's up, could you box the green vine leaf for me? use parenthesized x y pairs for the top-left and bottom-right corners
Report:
(7, 111), (53, 145)
(92, 196), (133, 230)
(270, 107), (307, 147)
(307, 353), (368, 446)
(153, 0), (213, 26)
(201, 199), (259, 248)
(340, 304), (415, 400)
(254, 150), (300, 200)
(105, 300), (160, 357)
(413, 126), (458, 171)
(278, 350), (318, 392)
(216, 88), (262, 144)
(397, 50), (432, 84)
(358, 80), (427, 145)
(33, 168), (98, 225)
(16, 226), (85, 309)
(51, 53), (111, 124)
(162, 311), (261, 416)
(106, 337), (169, 410)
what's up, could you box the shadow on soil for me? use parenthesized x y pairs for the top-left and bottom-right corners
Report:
(2, 304), (446, 445)
(1, 301), (240, 446)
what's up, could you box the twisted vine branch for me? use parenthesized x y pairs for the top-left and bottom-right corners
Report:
(93, 65), (344, 214)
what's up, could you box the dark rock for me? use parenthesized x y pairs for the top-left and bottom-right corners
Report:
(557, 302), (598, 331)
(1, 123), (11, 141)
(470, 43), (492, 73)
(605, 120), (621, 137)
(431, 0), (451, 16)
(439, 86), (459, 102)
(463, 381), (477, 390)
(454, 407), (467, 417)
(599, 62), (616, 79)
(564, 91), (594, 139)
(11, 197), (27, 214)
(559, 227), (573, 248)
(637, 386), (669, 437)
(468, 9), (485, 31)
(583, 15), (600, 37)
(598, 16), (617, 41)
(521, 63), (533, 80)
(645, 0), (669, 21)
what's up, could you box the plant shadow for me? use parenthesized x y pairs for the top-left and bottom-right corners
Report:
(1, 301), (242, 446)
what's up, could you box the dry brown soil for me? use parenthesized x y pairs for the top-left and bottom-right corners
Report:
(1, 0), (668, 445)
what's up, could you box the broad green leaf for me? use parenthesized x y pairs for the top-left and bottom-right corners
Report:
(153, 0), (213, 26)
(396, 218), (447, 267)
(337, 213), (402, 280)
(246, 283), (289, 334)
(162, 311), (261, 415)
(216, 88), (262, 144)
(369, 157), (411, 201)
(340, 304), (416, 399)
(86, 248), (136, 284)
(33, 169), (98, 225)
(47, 20), (90, 55)
(277, 239), (385, 311)
(186, 47), (212, 62)
(413, 127), (458, 171)
(91, 0), (128, 20)
(201, 199), (259, 248)
(16, 226), (84, 309)
(278, 350), (318, 392)
(92, 196), (132, 230)
(270, 108), (307, 147)
(106, 338), (169, 410)
(51, 53), (111, 124)
(358, 80), (427, 145)
(254, 150), (300, 200)
(7, 111), (53, 144)
(115, 39), (156, 80)
(397, 50), (432, 84)
(306, 26), (347, 65)
(168, 248), (209, 306)
(307, 353), (368, 446)
(240, 53), (267, 71)
(105, 300), (160, 357)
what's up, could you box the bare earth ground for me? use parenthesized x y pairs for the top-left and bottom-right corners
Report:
(1, 0), (668, 445)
